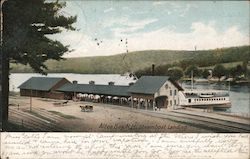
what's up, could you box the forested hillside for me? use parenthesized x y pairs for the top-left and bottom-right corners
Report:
(10, 45), (249, 74)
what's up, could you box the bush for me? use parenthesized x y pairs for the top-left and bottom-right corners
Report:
(185, 65), (201, 77)
(213, 64), (227, 79)
(167, 67), (184, 81)
(201, 69), (210, 78)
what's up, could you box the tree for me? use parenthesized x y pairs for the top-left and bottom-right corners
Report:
(135, 67), (152, 78)
(184, 65), (201, 77)
(213, 64), (227, 80)
(4, 0), (76, 73)
(228, 64), (245, 79)
(2, 0), (76, 129)
(201, 69), (210, 79)
(167, 67), (184, 81)
(155, 64), (172, 76)
(242, 60), (249, 78)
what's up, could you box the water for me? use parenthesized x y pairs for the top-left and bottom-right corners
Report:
(10, 73), (250, 116)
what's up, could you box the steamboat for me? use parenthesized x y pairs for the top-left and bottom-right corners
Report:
(179, 89), (231, 109)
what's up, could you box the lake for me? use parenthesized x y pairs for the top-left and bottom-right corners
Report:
(10, 73), (250, 116)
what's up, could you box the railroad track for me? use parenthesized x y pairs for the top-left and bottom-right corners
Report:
(137, 109), (250, 132)
(171, 110), (250, 131)
(93, 102), (250, 132)
(27, 107), (64, 123)
(9, 107), (66, 131)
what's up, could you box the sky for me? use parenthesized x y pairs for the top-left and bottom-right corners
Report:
(48, 1), (250, 57)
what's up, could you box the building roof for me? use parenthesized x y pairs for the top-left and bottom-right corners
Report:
(169, 79), (184, 91)
(128, 76), (169, 94)
(18, 77), (67, 91)
(57, 83), (131, 97)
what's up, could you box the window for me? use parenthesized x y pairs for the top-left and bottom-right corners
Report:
(170, 100), (172, 106)
(165, 84), (168, 89)
(170, 90), (172, 96)
(188, 99), (191, 103)
(174, 90), (177, 96)
(174, 100), (176, 105)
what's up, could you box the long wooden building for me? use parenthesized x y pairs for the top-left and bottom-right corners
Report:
(18, 77), (70, 99)
(19, 76), (184, 110)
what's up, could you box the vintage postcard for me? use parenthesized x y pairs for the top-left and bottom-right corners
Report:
(0, 0), (249, 158)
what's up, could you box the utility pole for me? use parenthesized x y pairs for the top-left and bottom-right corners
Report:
(191, 70), (194, 90)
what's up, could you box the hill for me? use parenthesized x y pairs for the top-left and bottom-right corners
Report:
(10, 45), (250, 74)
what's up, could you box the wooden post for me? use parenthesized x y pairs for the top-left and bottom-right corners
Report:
(153, 99), (156, 111)
(131, 96), (133, 108)
(30, 89), (32, 111)
(137, 98), (140, 109)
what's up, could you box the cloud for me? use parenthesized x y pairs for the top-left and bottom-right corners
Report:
(103, 17), (157, 28)
(153, 1), (168, 6)
(153, 2), (197, 17)
(125, 22), (248, 51)
(175, 3), (198, 17)
(102, 17), (128, 28)
(179, 4), (192, 17)
(122, 7), (129, 10)
(49, 30), (127, 57)
(104, 7), (114, 13)
(110, 18), (158, 36)
(49, 22), (249, 58)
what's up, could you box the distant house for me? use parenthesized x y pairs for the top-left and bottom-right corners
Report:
(128, 76), (183, 110)
(18, 77), (71, 99)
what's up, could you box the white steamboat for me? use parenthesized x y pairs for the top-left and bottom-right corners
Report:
(179, 70), (231, 110)
(179, 89), (231, 109)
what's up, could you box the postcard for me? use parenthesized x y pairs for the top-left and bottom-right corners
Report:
(1, 1), (249, 158)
